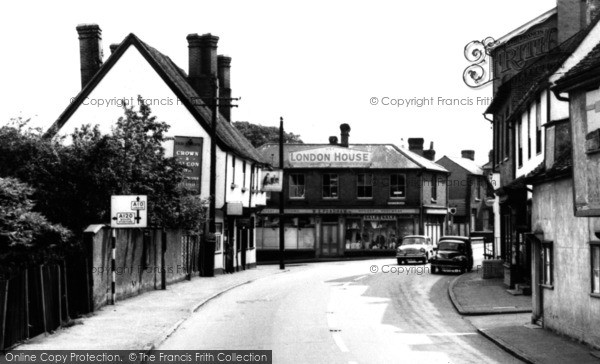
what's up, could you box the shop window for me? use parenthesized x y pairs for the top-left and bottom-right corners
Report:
(542, 241), (553, 287)
(345, 218), (364, 250)
(536, 97), (542, 155)
(289, 174), (305, 199)
(591, 242), (600, 295)
(363, 217), (398, 250)
(323, 174), (339, 199)
(390, 174), (406, 198)
(357, 173), (373, 198)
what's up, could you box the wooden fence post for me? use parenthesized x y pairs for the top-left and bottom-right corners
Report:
(1, 279), (8, 350)
(39, 265), (47, 335)
(24, 269), (29, 339)
(161, 230), (167, 290)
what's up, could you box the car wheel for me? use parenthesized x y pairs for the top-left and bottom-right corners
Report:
(397, 258), (402, 265)
(431, 266), (437, 274)
(461, 266), (467, 274)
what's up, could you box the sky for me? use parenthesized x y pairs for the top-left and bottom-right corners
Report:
(0, 0), (556, 165)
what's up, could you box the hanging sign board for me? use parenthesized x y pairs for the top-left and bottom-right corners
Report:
(261, 170), (283, 192)
(174, 136), (203, 194)
(111, 195), (148, 228)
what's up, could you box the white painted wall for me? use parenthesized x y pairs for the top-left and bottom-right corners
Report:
(516, 94), (546, 177)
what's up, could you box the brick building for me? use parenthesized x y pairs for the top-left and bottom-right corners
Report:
(255, 125), (449, 260)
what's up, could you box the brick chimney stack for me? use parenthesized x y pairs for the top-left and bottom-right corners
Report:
(217, 55), (232, 122)
(76, 24), (103, 89)
(558, 0), (600, 44)
(340, 124), (350, 147)
(423, 141), (436, 161)
(408, 138), (424, 156)
(187, 33), (219, 104)
(462, 150), (475, 161)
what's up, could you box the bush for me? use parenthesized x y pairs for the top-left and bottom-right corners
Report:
(0, 177), (71, 273)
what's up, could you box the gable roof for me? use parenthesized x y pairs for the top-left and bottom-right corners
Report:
(437, 156), (484, 176)
(491, 8), (557, 50)
(46, 33), (265, 164)
(486, 15), (600, 117)
(554, 40), (600, 90)
(257, 143), (449, 172)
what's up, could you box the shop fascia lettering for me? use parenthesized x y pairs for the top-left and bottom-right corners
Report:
(289, 147), (371, 164)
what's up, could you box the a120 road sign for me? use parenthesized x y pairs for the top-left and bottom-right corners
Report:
(111, 195), (147, 228)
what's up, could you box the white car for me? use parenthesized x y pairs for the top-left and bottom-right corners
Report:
(396, 235), (435, 265)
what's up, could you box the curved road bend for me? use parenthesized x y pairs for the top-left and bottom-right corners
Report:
(159, 257), (522, 363)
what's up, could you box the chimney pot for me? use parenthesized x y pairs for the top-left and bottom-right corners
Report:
(217, 55), (232, 122)
(187, 33), (220, 102)
(423, 141), (436, 161)
(109, 43), (120, 54)
(76, 24), (103, 89)
(407, 138), (424, 155)
(461, 150), (475, 161)
(329, 136), (338, 145)
(340, 124), (350, 147)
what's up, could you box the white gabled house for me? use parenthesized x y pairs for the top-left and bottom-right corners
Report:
(46, 24), (267, 274)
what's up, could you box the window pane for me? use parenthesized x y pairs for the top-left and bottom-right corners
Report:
(594, 246), (600, 293)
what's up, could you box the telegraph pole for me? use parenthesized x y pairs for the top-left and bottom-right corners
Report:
(279, 117), (285, 270)
(209, 77), (218, 236)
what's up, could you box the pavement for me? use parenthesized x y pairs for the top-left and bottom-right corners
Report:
(449, 269), (600, 363)
(11, 266), (287, 352)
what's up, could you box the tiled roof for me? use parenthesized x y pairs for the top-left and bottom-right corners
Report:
(47, 33), (265, 164)
(557, 41), (600, 83)
(524, 144), (572, 184)
(442, 156), (484, 175)
(257, 143), (449, 172)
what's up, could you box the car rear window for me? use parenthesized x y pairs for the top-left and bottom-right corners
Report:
(402, 237), (425, 245)
(438, 241), (464, 251)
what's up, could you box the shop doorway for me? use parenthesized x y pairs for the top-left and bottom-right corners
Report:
(237, 227), (248, 270)
(321, 223), (338, 256)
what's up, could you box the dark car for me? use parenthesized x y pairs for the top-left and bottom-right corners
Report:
(430, 236), (473, 274)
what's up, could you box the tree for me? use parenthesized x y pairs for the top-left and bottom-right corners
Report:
(0, 177), (71, 273)
(233, 121), (303, 148)
(0, 97), (208, 242)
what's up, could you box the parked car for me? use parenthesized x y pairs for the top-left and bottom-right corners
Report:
(396, 235), (434, 265)
(430, 236), (473, 274)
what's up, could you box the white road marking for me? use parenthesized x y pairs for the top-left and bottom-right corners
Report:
(332, 332), (349, 352)
(427, 332), (478, 337)
(354, 275), (367, 281)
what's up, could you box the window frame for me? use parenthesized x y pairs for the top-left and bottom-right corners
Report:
(536, 97), (542, 155)
(590, 241), (600, 297)
(541, 240), (554, 289)
(289, 173), (306, 199)
(389, 173), (406, 199)
(357, 173), (373, 199)
(322, 173), (339, 199)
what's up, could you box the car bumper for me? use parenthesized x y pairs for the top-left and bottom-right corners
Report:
(396, 253), (427, 259)
(430, 260), (465, 269)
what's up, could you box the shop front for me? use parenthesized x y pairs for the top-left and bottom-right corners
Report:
(256, 208), (420, 259)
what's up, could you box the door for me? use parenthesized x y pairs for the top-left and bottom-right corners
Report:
(239, 227), (248, 269)
(321, 224), (338, 256)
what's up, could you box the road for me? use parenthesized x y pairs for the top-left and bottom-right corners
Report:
(159, 245), (521, 364)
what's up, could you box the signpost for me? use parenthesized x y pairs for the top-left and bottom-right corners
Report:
(109, 195), (148, 304)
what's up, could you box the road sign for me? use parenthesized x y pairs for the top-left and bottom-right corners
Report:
(111, 195), (147, 228)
